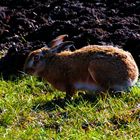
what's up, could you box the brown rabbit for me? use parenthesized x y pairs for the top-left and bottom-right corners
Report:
(24, 35), (139, 99)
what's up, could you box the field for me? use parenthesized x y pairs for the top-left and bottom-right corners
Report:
(0, 0), (140, 139)
(0, 76), (140, 139)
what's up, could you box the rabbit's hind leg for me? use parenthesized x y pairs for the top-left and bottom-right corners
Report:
(88, 58), (122, 91)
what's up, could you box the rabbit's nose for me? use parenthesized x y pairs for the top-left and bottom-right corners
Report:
(24, 67), (34, 74)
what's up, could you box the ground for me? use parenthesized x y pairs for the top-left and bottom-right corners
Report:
(0, 76), (140, 139)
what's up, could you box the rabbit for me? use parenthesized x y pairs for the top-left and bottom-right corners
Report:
(24, 35), (139, 99)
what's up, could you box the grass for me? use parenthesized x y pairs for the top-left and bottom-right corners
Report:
(0, 76), (140, 140)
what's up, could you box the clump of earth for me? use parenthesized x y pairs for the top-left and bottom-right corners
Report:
(0, 0), (140, 79)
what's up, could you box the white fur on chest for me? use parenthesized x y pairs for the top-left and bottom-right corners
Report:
(74, 82), (101, 91)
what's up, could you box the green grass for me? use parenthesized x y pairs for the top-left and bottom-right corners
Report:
(0, 76), (140, 140)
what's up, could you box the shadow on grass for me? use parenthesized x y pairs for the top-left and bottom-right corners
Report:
(32, 93), (98, 112)
(32, 90), (129, 112)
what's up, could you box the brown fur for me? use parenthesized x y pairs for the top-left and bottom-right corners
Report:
(24, 45), (139, 98)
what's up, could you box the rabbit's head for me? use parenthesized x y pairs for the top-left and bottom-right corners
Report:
(24, 34), (75, 75)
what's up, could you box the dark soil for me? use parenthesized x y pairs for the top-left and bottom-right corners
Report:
(0, 0), (140, 79)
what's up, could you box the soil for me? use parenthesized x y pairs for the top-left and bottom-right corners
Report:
(0, 0), (140, 79)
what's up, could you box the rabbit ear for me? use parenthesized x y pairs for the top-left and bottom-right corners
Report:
(49, 34), (68, 48)
(50, 41), (76, 53)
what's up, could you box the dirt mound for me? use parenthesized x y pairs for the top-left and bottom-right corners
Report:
(0, 0), (140, 78)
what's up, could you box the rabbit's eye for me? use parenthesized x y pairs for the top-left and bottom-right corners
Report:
(33, 55), (40, 62)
